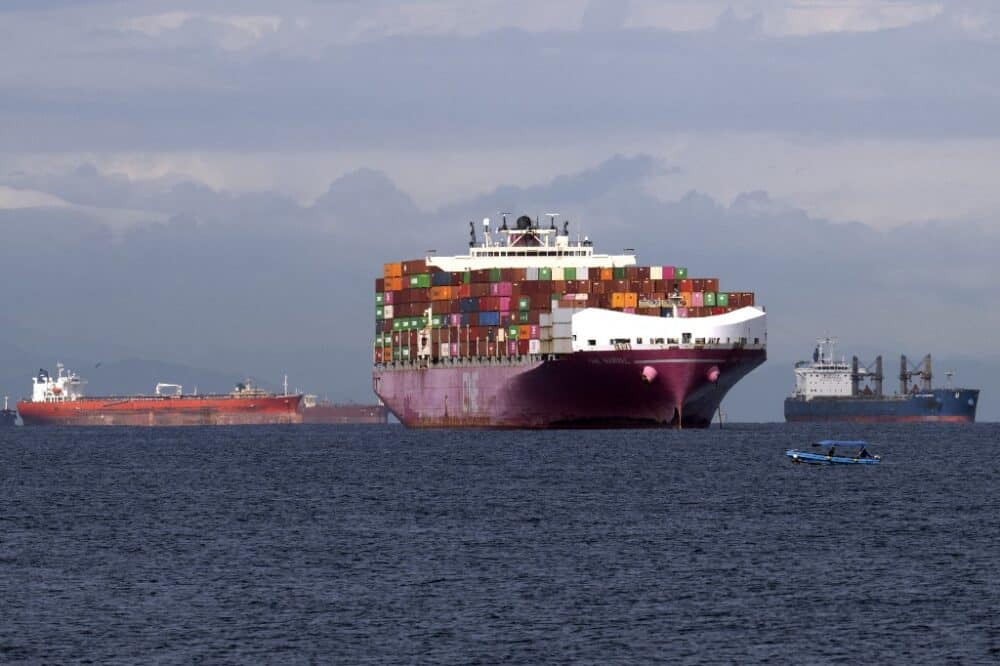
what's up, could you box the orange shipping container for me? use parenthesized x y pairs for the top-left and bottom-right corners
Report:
(385, 277), (403, 291)
(383, 262), (403, 279)
(600, 268), (613, 281)
(518, 325), (531, 340)
(624, 292), (638, 308)
(611, 292), (626, 308)
(680, 292), (693, 307)
(429, 286), (452, 301)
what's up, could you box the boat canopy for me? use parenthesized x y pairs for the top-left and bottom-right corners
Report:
(817, 440), (868, 447)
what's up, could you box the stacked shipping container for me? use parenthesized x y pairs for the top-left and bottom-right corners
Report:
(375, 260), (756, 363)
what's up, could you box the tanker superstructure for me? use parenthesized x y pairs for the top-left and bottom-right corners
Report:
(784, 338), (979, 423)
(373, 215), (766, 428)
(17, 364), (303, 426)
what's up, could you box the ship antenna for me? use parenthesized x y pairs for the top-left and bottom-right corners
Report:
(546, 212), (559, 230)
(482, 217), (491, 246)
(283, 374), (288, 396)
(563, 219), (569, 236)
(468, 220), (476, 247)
(499, 212), (509, 231)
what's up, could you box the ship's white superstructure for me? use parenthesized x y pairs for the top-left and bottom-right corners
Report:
(428, 215), (636, 272)
(31, 363), (87, 403)
(791, 338), (867, 400)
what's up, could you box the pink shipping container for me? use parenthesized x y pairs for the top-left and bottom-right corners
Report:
(677, 307), (689, 318)
(529, 325), (540, 338)
(499, 297), (511, 311)
(384, 291), (395, 304)
(449, 314), (461, 326)
(623, 307), (635, 314)
(663, 266), (675, 280)
(450, 342), (459, 355)
(507, 341), (518, 355)
(692, 291), (704, 307)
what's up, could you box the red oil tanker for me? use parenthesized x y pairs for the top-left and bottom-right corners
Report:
(17, 364), (303, 426)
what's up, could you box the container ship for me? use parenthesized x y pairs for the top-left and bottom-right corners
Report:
(301, 396), (389, 424)
(1, 396), (16, 426)
(17, 364), (303, 426)
(784, 338), (979, 423)
(372, 214), (766, 428)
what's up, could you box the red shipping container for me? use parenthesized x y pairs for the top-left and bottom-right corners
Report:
(517, 340), (530, 355)
(637, 266), (650, 279)
(692, 279), (705, 292)
(402, 259), (427, 275)
(625, 266), (639, 280)
(679, 279), (693, 292)
(375, 277), (385, 292)
(704, 278), (719, 293)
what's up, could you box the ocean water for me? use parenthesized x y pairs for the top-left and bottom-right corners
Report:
(1, 423), (998, 664)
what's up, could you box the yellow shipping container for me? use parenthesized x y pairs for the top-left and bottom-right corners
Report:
(611, 292), (626, 308)
(624, 292), (638, 308)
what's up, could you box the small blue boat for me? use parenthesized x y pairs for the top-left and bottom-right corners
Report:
(786, 440), (881, 465)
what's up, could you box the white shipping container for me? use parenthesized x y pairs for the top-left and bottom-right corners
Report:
(551, 267), (564, 281)
(553, 340), (574, 354)
(383, 304), (394, 319)
(540, 312), (552, 327)
(528, 339), (541, 354)
(553, 323), (573, 338)
(439, 342), (451, 358)
(650, 266), (663, 280)
(526, 267), (539, 280)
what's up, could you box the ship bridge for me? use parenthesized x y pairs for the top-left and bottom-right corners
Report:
(428, 214), (636, 272)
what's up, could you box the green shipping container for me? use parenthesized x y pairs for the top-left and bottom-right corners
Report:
(518, 296), (531, 310)
(375, 306), (384, 319)
(489, 268), (502, 282)
(463, 271), (471, 284)
(409, 274), (431, 288)
(401, 348), (411, 359)
(375, 292), (384, 305)
(613, 267), (626, 279)
(431, 315), (447, 328)
(675, 267), (688, 279)
(393, 349), (402, 361)
(704, 292), (716, 307)
(516, 311), (529, 323)
(563, 267), (576, 280)
(392, 320), (402, 331)
(538, 267), (552, 281)
(717, 292), (729, 307)
(508, 326), (520, 339)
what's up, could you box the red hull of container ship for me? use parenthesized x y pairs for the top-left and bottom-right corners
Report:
(17, 394), (303, 426)
(374, 347), (765, 429)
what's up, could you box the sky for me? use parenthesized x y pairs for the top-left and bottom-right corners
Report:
(1, 0), (999, 419)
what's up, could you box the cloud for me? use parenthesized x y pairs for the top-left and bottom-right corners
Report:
(119, 11), (283, 51)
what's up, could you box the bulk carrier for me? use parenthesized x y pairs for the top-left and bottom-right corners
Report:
(17, 364), (303, 426)
(372, 215), (766, 428)
(784, 338), (979, 423)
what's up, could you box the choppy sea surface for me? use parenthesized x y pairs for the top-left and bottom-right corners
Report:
(1, 423), (998, 664)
